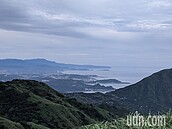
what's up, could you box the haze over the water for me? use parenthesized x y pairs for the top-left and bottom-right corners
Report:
(0, 0), (172, 83)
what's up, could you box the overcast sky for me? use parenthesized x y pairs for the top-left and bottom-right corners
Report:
(0, 0), (172, 82)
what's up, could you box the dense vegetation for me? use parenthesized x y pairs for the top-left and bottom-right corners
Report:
(1, 68), (172, 128)
(68, 68), (172, 114)
(67, 92), (129, 117)
(0, 74), (114, 93)
(79, 111), (172, 129)
(109, 68), (172, 113)
(0, 80), (114, 129)
(0, 116), (49, 129)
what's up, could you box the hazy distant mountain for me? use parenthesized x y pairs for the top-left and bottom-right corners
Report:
(68, 68), (172, 114)
(0, 74), (115, 93)
(0, 59), (111, 74)
(0, 80), (114, 129)
(87, 79), (129, 84)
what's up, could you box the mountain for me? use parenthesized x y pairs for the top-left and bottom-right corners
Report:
(67, 92), (129, 117)
(42, 79), (114, 93)
(0, 74), (115, 93)
(0, 80), (114, 129)
(0, 59), (111, 74)
(108, 68), (172, 113)
(0, 116), (49, 129)
(87, 79), (129, 84)
(68, 68), (172, 114)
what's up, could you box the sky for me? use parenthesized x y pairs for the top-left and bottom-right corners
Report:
(0, 0), (172, 82)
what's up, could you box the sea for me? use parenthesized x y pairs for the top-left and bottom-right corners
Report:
(63, 66), (168, 89)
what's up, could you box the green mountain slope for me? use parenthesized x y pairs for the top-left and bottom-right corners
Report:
(109, 68), (172, 113)
(0, 116), (24, 129)
(67, 92), (129, 117)
(0, 80), (113, 129)
(68, 68), (172, 114)
(0, 116), (49, 129)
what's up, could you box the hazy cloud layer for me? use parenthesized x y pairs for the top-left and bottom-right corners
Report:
(0, 0), (172, 38)
(0, 0), (172, 82)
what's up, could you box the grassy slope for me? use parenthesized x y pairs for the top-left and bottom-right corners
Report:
(67, 92), (129, 117)
(0, 116), (24, 129)
(68, 69), (172, 114)
(0, 80), (113, 129)
(109, 68), (172, 113)
(79, 111), (172, 129)
(0, 116), (50, 129)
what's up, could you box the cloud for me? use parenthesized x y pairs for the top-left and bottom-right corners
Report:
(0, 0), (172, 40)
(0, 0), (172, 83)
(74, 27), (138, 41)
(148, 1), (172, 7)
(29, 9), (114, 26)
(126, 20), (172, 31)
